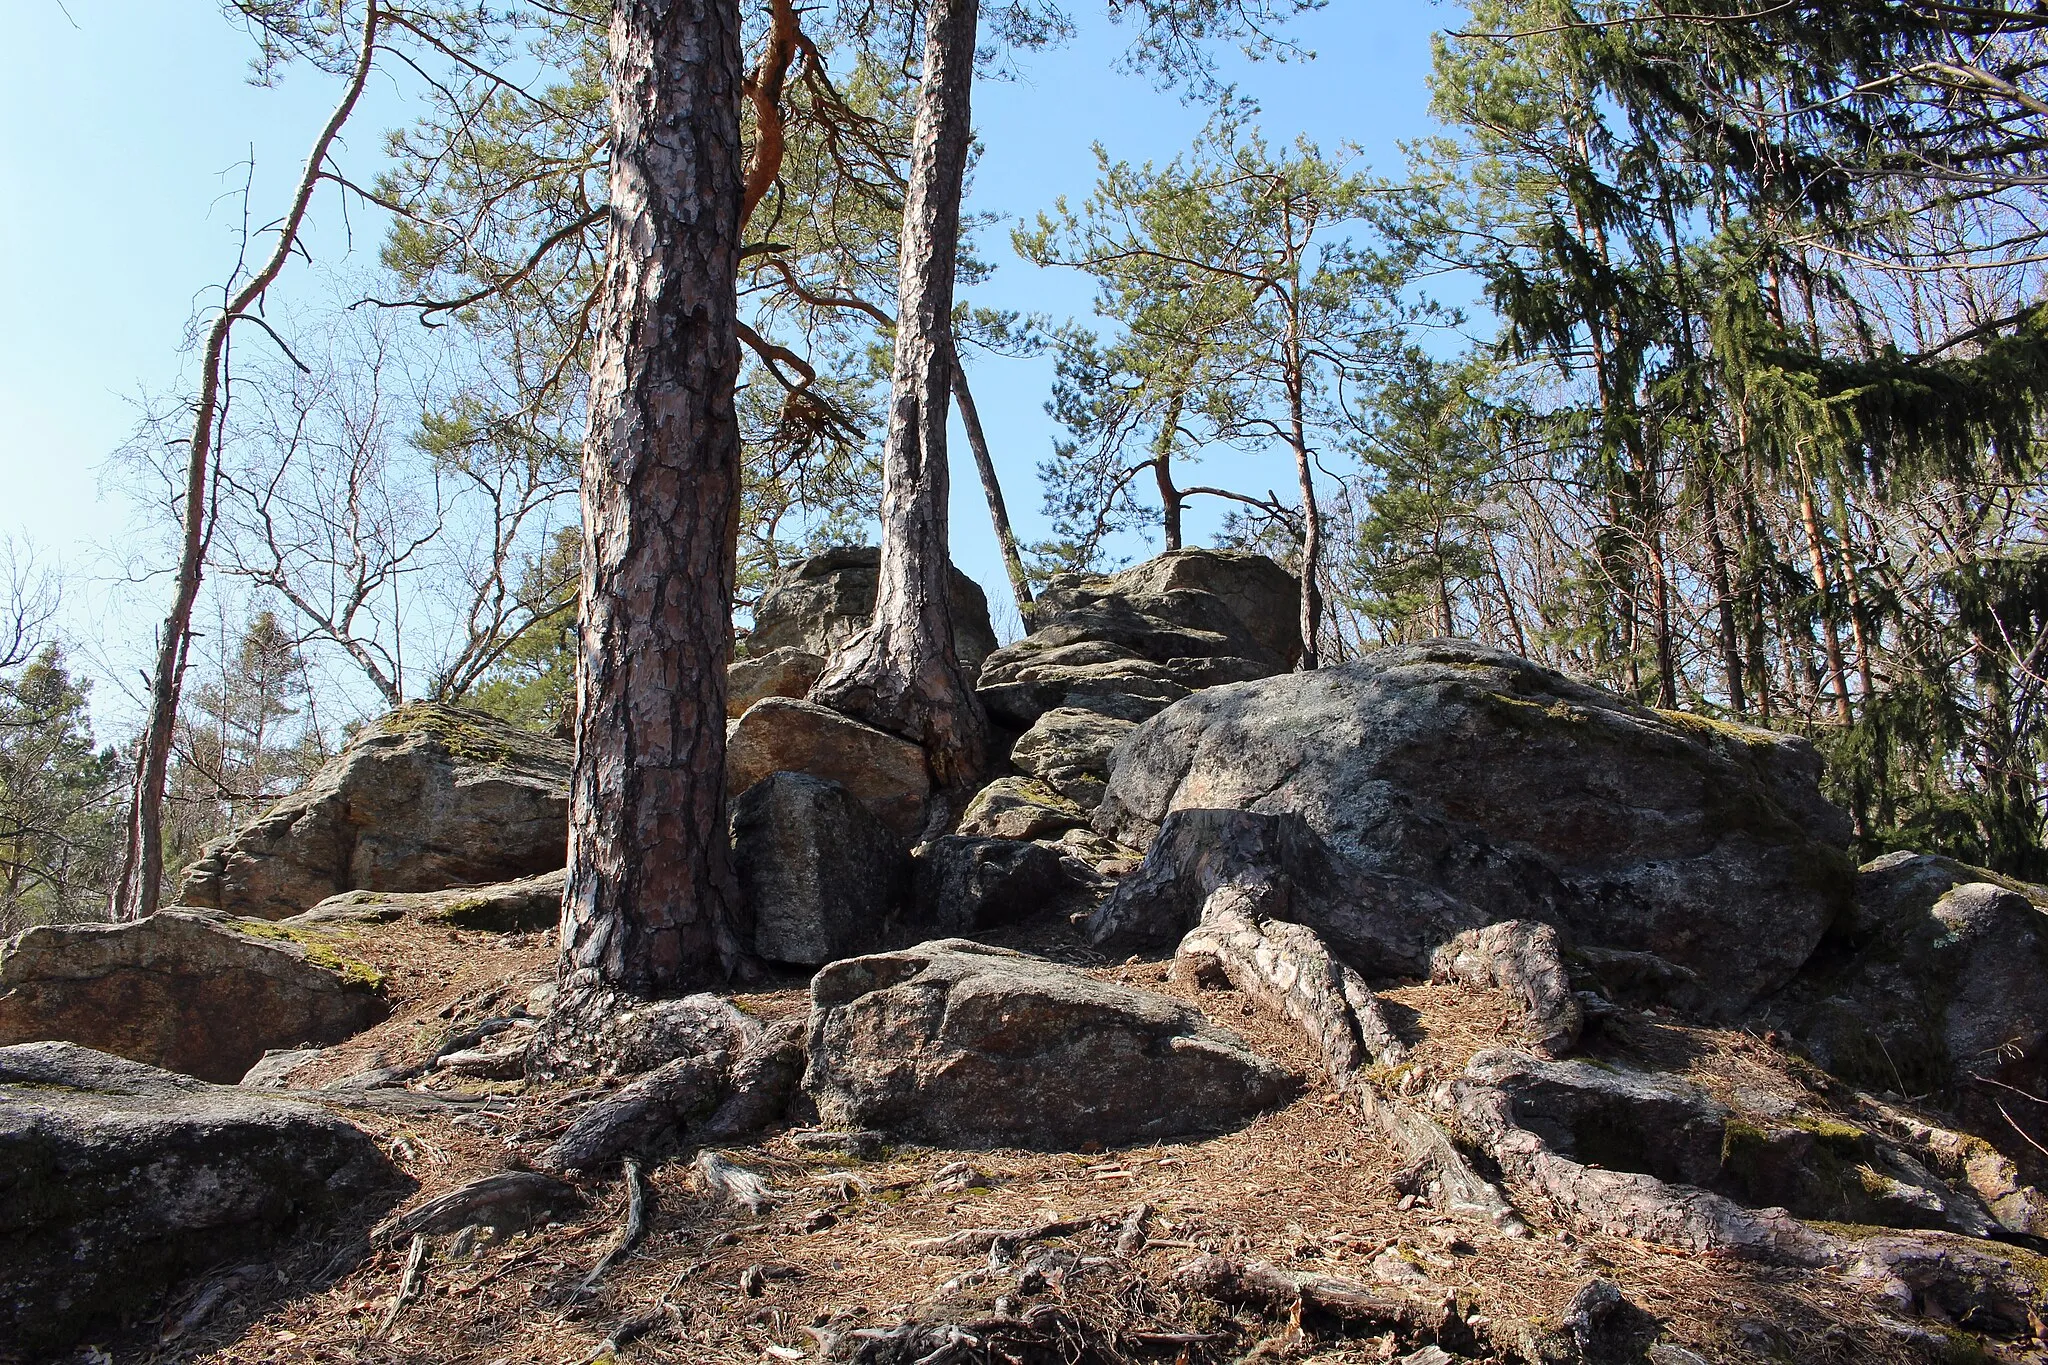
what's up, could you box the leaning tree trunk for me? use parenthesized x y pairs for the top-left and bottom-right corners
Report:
(809, 0), (988, 796)
(557, 0), (752, 996)
(950, 357), (1033, 627)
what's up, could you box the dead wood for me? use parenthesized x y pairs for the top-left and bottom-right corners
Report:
(374, 1170), (582, 1247)
(1114, 1203), (1151, 1257)
(378, 1234), (429, 1336)
(694, 1150), (780, 1214)
(1169, 1253), (1466, 1345)
(907, 1214), (1101, 1257)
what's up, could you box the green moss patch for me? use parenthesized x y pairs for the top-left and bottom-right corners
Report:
(228, 919), (386, 991)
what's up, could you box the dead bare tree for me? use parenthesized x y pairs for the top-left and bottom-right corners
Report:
(112, 1), (382, 921)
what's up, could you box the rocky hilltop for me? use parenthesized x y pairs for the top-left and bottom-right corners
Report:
(6, 547), (2048, 1364)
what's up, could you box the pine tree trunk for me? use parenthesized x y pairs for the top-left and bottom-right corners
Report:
(1154, 386), (1188, 551)
(559, 0), (752, 995)
(810, 0), (988, 795)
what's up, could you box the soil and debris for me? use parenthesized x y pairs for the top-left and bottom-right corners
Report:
(55, 910), (2047, 1365)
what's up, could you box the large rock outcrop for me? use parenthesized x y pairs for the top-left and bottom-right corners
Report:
(178, 703), (571, 919)
(748, 546), (999, 678)
(803, 939), (1295, 1148)
(975, 549), (1300, 731)
(733, 771), (902, 966)
(1770, 852), (2048, 1107)
(0, 1042), (397, 1355)
(0, 912), (387, 1083)
(1095, 641), (1854, 1008)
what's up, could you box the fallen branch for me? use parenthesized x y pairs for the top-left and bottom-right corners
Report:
(1169, 1254), (1466, 1345)
(378, 1234), (428, 1336)
(907, 1214), (1099, 1257)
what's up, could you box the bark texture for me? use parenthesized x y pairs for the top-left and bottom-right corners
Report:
(809, 0), (989, 795)
(560, 0), (752, 994)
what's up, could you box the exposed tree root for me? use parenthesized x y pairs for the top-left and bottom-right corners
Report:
(377, 1234), (428, 1336)
(1447, 1052), (1835, 1263)
(538, 1053), (733, 1174)
(373, 1170), (582, 1246)
(1172, 883), (1526, 1237)
(1177, 884), (1409, 1075)
(1430, 919), (1582, 1058)
(700, 1019), (808, 1140)
(575, 1159), (651, 1299)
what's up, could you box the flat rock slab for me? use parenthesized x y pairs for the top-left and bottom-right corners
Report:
(1096, 641), (1854, 1007)
(0, 1042), (397, 1356)
(288, 868), (567, 932)
(803, 939), (1296, 1149)
(727, 697), (930, 837)
(178, 702), (570, 919)
(0, 911), (388, 1083)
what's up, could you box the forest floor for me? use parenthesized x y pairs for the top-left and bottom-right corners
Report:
(99, 913), (2048, 1365)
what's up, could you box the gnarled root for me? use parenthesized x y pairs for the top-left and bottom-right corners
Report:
(1174, 883), (1526, 1237)
(1177, 884), (1408, 1074)
(1431, 919), (1582, 1058)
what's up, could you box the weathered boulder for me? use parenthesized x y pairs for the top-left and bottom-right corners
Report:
(911, 836), (1105, 932)
(803, 939), (1296, 1148)
(733, 771), (902, 967)
(976, 549), (1300, 729)
(727, 697), (931, 837)
(286, 867), (566, 932)
(1452, 1049), (1992, 1244)
(178, 703), (571, 919)
(0, 1042), (398, 1355)
(1095, 641), (1854, 1007)
(1011, 706), (1135, 786)
(749, 547), (999, 678)
(1770, 851), (2048, 1107)
(954, 775), (1089, 842)
(0, 912), (387, 1083)
(728, 646), (826, 718)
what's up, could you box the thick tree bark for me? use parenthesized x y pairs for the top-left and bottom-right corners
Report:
(810, 0), (988, 794)
(113, 3), (382, 921)
(950, 358), (1034, 626)
(558, 0), (752, 995)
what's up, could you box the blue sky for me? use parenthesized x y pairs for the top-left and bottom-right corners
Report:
(0, 0), (1455, 732)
